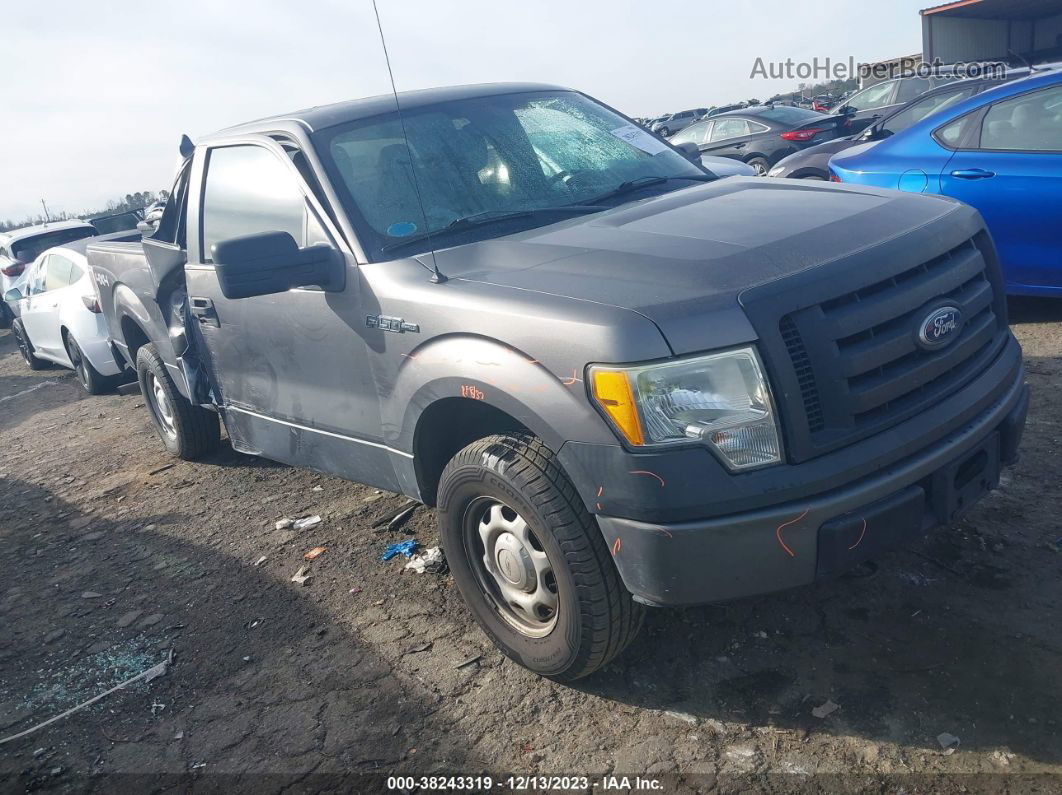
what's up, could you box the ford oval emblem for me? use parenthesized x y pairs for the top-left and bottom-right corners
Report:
(917, 305), (963, 350)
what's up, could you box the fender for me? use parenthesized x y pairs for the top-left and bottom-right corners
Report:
(387, 333), (622, 456)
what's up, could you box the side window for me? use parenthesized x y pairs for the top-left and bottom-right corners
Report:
(896, 77), (931, 102)
(153, 162), (191, 246)
(935, 111), (980, 149)
(847, 81), (897, 112)
(671, 121), (709, 145)
(710, 119), (750, 141)
(200, 145), (309, 262)
(68, 261), (85, 283)
(27, 260), (46, 295)
(979, 86), (1062, 153)
(43, 254), (75, 291)
(883, 88), (977, 136)
(747, 120), (770, 134)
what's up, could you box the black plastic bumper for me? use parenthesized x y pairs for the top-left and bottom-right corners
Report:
(593, 372), (1028, 607)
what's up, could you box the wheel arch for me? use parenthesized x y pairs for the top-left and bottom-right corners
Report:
(391, 334), (618, 505)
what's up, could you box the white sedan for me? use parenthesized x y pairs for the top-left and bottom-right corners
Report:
(5, 237), (126, 393)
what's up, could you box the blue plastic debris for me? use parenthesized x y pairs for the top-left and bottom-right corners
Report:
(382, 540), (418, 561)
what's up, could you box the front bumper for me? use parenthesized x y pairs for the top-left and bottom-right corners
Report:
(590, 367), (1028, 607)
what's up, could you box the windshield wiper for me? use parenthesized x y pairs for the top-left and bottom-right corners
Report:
(380, 206), (604, 253)
(584, 174), (715, 206)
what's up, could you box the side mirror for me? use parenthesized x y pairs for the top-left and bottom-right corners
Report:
(4, 288), (22, 302)
(839, 105), (856, 116)
(212, 231), (337, 300)
(674, 141), (701, 161)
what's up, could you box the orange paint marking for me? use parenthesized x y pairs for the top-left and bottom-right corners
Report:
(596, 486), (604, 497)
(775, 508), (809, 558)
(611, 537), (621, 556)
(560, 370), (582, 385)
(596, 502), (603, 511)
(848, 518), (868, 551)
(629, 470), (666, 488)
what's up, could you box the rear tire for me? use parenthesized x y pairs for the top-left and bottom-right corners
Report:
(746, 156), (770, 176)
(136, 342), (220, 460)
(0, 302), (12, 330)
(65, 335), (113, 395)
(437, 433), (644, 681)
(12, 320), (47, 370)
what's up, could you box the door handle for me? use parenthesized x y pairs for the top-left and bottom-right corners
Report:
(189, 296), (220, 327)
(734, 143), (747, 149)
(950, 168), (995, 180)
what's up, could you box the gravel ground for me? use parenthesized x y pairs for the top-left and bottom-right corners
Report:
(1, 299), (1060, 793)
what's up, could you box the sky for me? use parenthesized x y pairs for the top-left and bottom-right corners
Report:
(0, 0), (933, 222)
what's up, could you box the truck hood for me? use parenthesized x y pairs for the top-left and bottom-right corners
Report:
(429, 177), (963, 355)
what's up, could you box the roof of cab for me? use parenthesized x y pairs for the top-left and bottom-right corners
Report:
(203, 82), (571, 142)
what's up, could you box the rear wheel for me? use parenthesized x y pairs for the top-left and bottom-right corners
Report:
(65, 335), (113, 395)
(12, 320), (47, 370)
(136, 343), (220, 460)
(437, 433), (643, 680)
(746, 156), (770, 176)
(0, 302), (12, 330)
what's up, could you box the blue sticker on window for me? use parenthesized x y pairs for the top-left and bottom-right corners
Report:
(387, 221), (417, 237)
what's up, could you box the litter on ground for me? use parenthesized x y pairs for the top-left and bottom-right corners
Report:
(382, 540), (417, 561)
(405, 546), (445, 574)
(291, 566), (311, 586)
(293, 516), (322, 531)
(303, 546), (326, 561)
(811, 699), (840, 719)
(937, 732), (961, 754)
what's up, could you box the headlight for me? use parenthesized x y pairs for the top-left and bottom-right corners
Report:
(590, 347), (783, 471)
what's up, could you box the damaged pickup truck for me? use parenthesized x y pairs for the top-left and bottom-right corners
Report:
(88, 83), (1028, 680)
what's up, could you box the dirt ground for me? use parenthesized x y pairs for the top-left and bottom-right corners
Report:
(0, 299), (1060, 794)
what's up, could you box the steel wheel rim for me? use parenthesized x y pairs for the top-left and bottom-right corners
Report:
(462, 497), (559, 637)
(146, 372), (177, 439)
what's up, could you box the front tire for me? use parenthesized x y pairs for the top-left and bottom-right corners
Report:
(437, 433), (643, 680)
(136, 343), (220, 460)
(12, 320), (47, 370)
(66, 335), (113, 395)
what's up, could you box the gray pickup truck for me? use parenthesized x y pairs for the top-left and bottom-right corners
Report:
(88, 83), (1028, 680)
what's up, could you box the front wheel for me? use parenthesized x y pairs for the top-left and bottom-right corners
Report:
(12, 320), (47, 370)
(437, 433), (644, 680)
(136, 343), (220, 460)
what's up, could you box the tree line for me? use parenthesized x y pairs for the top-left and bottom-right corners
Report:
(0, 190), (167, 233)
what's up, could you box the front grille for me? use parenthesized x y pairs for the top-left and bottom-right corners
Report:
(780, 315), (824, 432)
(746, 234), (1008, 463)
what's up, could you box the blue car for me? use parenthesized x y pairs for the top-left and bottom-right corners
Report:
(830, 69), (1062, 296)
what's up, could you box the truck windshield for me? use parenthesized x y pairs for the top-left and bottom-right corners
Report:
(314, 90), (708, 261)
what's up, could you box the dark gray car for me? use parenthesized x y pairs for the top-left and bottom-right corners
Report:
(88, 83), (1027, 680)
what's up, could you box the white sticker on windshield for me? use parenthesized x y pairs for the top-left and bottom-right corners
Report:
(610, 124), (671, 156)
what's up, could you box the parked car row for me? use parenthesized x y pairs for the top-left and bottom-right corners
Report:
(1, 81), (1035, 681)
(768, 66), (1061, 296)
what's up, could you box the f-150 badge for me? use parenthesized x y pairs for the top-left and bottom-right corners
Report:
(366, 314), (419, 333)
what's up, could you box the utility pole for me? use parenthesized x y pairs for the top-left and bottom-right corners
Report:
(40, 199), (51, 222)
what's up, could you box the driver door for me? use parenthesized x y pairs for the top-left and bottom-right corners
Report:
(19, 256), (63, 358)
(184, 139), (398, 489)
